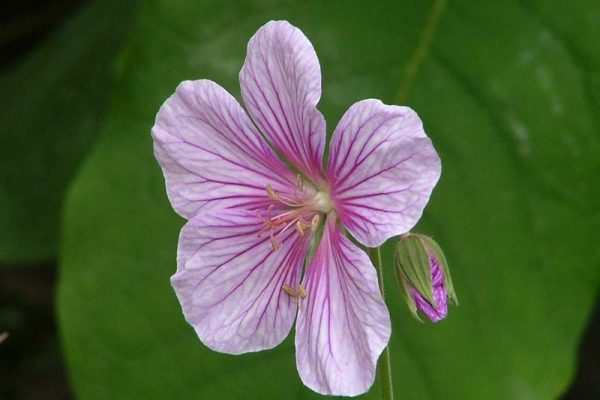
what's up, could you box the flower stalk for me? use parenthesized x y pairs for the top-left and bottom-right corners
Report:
(369, 247), (394, 400)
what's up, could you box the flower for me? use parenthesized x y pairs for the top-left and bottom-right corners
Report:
(152, 20), (441, 396)
(394, 234), (457, 323)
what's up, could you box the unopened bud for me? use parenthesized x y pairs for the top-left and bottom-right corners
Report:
(394, 233), (457, 323)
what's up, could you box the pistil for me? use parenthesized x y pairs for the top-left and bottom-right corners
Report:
(312, 191), (332, 214)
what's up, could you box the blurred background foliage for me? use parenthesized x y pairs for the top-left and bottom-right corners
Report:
(0, 0), (138, 263)
(1, 0), (599, 399)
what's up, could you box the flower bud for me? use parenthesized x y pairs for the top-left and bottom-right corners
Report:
(394, 233), (457, 323)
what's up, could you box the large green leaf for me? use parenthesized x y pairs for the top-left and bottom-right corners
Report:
(0, 0), (138, 263)
(58, 0), (600, 399)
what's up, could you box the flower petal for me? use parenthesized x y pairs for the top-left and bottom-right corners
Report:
(240, 21), (326, 181)
(327, 99), (441, 247)
(295, 216), (391, 396)
(412, 257), (448, 322)
(172, 208), (309, 354)
(152, 79), (297, 219)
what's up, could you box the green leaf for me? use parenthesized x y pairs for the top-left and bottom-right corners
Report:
(0, 0), (139, 263)
(58, 0), (600, 399)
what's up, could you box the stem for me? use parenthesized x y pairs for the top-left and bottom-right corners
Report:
(369, 247), (394, 400)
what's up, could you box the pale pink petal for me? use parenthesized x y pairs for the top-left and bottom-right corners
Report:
(172, 209), (309, 354)
(295, 216), (391, 396)
(327, 99), (441, 247)
(240, 20), (326, 181)
(152, 79), (298, 219)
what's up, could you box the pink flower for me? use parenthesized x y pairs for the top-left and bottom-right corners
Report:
(152, 20), (441, 396)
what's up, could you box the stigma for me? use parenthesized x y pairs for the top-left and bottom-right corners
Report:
(312, 191), (332, 213)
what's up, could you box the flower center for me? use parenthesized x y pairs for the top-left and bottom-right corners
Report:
(312, 191), (332, 214)
(257, 177), (331, 251)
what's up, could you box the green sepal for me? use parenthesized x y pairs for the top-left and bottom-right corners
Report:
(419, 234), (459, 306)
(396, 234), (435, 306)
(394, 262), (424, 322)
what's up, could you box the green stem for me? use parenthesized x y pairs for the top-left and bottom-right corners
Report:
(368, 247), (394, 400)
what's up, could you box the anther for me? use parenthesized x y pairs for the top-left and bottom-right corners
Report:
(297, 284), (307, 299)
(283, 284), (297, 297)
(296, 220), (305, 236)
(310, 214), (320, 231)
(266, 185), (280, 201)
(271, 237), (281, 250)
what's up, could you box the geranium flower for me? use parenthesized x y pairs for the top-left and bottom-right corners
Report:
(152, 20), (441, 396)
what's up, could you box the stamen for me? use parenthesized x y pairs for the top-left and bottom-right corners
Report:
(267, 184), (306, 208)
(310, 214), (320, 231)
(297, 284), (307, 299)
(260, 183), (328, 250)
(270, 231), (281, 250)
(283, 284), (297, 297)
(296, 174), (304, 190)
(296, 220), (305, 236)
(266, 184), (280, 201)
(294, 174), (306, 201)
(266, 204), (274, 222)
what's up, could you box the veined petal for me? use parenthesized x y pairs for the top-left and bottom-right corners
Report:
(240, 20), (326, 181)
(172, 209), (309, 354)
(327, 100), (441, 247)
(152, 79), (297, 219)
(295, 216), (391, 396)
(412, 257), (449, 322)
